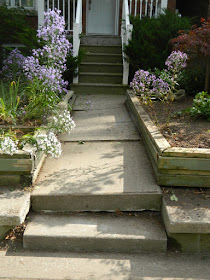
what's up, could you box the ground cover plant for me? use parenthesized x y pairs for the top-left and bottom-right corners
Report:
(0, 9), (75, 158)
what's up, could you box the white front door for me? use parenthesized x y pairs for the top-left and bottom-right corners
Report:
(87, 0), (117, 35)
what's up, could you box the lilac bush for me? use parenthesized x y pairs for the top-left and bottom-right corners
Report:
(165, 51), (188, 74)
(23, 9), (72, 95)
(0, 49), (25, 82)
(131, 51), (188, 102)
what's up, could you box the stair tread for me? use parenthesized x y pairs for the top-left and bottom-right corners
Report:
(86, 53), (122, 56)
(72, 83), (127, 87)
(25, 212), (166, 240)
(80, 62), (123, 66)
(23, 212), (167, 252)
(81, 44), (121, 48)
(79, 72), (123, 76)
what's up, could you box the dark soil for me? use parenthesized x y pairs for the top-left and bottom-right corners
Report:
(144, 96), (210, 149)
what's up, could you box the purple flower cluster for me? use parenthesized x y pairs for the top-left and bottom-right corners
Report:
(130, 69), (169, 102)
(0, 48), (25, 82)
(23, 9), (72, 94)
(165, 51), (188, 73)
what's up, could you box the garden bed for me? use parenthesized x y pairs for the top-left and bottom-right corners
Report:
(0, 91), (74, 187)
(126, 91), (210, 187)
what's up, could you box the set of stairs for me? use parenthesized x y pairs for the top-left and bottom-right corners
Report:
(22, 93), (167, 254)
(71, 36), (127, 95)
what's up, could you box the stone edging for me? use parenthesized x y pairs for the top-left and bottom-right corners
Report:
(125, 91), (210, 187)
(0, 91), (75, 187)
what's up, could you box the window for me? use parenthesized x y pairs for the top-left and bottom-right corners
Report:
(4, 0), (35, 8)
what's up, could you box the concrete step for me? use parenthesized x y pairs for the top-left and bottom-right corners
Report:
(81, 44), (122, 54)
(32, 142), (161, 212)
(71, 83), (127, 95)
(79, 62), (123, 73)
(79, 72), (123, 84)
(83, 53), (122, 63)
(81, 35), (122, 46)
(23, 212), (167, 253)
(0, 188), (30, 240)
(162, 188), (210, 253)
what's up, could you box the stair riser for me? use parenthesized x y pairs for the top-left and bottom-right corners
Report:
(81, 36), (121, 46)
(23, 236), (166, 253)
(81, 46), (122, 54)
(79, 64), (123, 73)
(83, 55), (122, 63)
(79, 75), (122, 84)
(71, 84), (127, 95)
(31, 194), (161, 212)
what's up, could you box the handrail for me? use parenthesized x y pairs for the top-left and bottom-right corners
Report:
(121, 0), (133, 85)
(73, 0), (82, 83)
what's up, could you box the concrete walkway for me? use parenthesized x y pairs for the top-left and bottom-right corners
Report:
(0, 94), (209, 279)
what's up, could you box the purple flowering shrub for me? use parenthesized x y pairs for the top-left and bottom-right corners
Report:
(131, 51), (188, 103)
(23, 9), (72, 96)
(0, 49), (26, 82)
(130, 51), (188, 124)
(22, 9), (73, 120)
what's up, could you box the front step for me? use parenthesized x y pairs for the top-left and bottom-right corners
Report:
(23, 212), (167, 253)
(71, 83), (127, 95)
(32, 142), (161, 212)
(79, 62), (123, 73)
(79, 72), (123, 84)
(83, 53), (122, 63)
(81, 35), (121, 46)
(81, 44), (122, 54)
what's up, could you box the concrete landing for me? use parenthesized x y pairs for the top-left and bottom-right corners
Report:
(59, 109), (139, 142)
(32, 142), (161, 211)
(23, 212), (167, 253)
(0, 189), (30, 240)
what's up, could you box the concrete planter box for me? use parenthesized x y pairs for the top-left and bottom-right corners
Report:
(0, 91), (75, 187)
(126, 91), (210, 188)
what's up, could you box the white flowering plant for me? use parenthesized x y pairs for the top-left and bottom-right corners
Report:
(0, 136), (18, 155)
(49, 110), (76, 134)
(35, 132), (62, 158)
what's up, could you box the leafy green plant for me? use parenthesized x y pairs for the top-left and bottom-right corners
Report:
(0, 79), (24, 123)
(124, 10), (191, 81)
(63, 48), (86, 86)
(190, 91), (210, 120)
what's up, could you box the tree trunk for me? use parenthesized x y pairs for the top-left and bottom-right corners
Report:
(204, 58), (209, 92)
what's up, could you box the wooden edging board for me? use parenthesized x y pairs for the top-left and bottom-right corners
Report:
(0, 91), (74, 187)
(125, 91), (210, 187)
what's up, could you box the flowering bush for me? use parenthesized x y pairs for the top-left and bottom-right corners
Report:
(131, 51), (188, 102)
(49, 110), (76, 134)
(0, 136), (18, 155)
(35, 132), (62, 158)
(23, 9), (72, 95)
(130, 51), (188, 124)
(0, 49), (25, 82)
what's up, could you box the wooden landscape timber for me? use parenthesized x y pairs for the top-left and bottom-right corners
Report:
(126, 91), (210, 187)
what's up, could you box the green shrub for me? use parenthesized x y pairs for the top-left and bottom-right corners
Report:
(178, 65), (206, 95)
(190, 91), (210, 120)
(0, 4), (38, 68)
(124, 10), (191, 81)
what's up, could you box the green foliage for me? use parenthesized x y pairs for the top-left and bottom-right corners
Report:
(178, 66), (205, 95)
(63, 48), (86, 86)
(190, 91), (210, 120)
(124, 10), (191, 80)
(0, 4), (38, 68)
(0, 79), (24, 123)
(24, 78), (59, 121)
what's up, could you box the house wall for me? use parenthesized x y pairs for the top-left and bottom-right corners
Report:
(176, 0), (209, 20)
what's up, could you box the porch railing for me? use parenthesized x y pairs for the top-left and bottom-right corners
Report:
(37, 0), (77, 31)
(122, 0), (168, 84)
